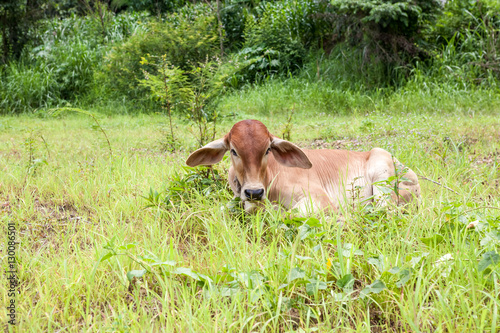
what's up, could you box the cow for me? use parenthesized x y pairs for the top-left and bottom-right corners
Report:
(186, 119), (420, 214)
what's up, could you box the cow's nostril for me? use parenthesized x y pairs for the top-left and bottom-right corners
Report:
(244, 189), (264, 200)
(254, 189), (264, 199)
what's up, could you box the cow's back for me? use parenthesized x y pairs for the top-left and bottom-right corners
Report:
(266, 149), (372, 210)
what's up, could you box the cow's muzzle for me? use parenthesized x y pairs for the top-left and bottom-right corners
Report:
(244, 188), (265, 201)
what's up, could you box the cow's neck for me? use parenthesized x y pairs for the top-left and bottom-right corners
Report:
(264, 154), (285, 202)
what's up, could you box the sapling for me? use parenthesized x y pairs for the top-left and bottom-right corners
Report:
(140, 55), (189, 151)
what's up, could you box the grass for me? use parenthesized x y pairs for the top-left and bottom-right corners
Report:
(1, 99), (500, 331)
(218, 78), (500, 120)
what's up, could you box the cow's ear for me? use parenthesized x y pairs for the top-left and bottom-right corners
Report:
(186, 137), (228, 167)
(271, 138), (312, 169)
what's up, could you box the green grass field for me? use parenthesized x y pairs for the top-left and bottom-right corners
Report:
(1, 103), (500, 331)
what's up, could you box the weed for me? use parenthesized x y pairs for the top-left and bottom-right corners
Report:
(139, 55), (188, 151)
(280, 104), (295, 141)
(49, 107), (113, 157)
(23, 130), (49, 178)
(142, 164), (229, 210)
(81, 0), (113, 43)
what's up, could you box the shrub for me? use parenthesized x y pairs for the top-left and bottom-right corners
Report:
(138, 55), (189, 148)
(233, 0), (333, 83)
(36, 39), (100, 100)
(119, 0), (187, 16)
(0, 0), (45, 63)
(220, 1), (248, 51)
(329, 0), (442, 84)
(425, 0), (500, 84)
(430, 0), (500, 44)
(101, 7), (219, 100)
(0, 38), (98, 112)
(0, 11), (150, 113)
(0, 62), (60, 112)
(140, 54), (241, 147)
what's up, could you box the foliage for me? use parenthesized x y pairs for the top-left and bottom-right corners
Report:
(101, 10), (219, 100)
(0, 62), (59, 111)
(235, 0), (325, 82)
(331, 0), (441, 36)
(0, 0), (47, 63)
(425, 0), (500, 83)
(225, 0), (335, 84)
(113, 0), (188, 17)
(80, 0), (115, 42)
(43, 0), (87, 17)
(140, 55), (239, 147)
(185, 58), (226, 147)
(139, 55), (189, 149)
(143, 165), (230, 209)
(329, 0), (442, 81)
(1, 0), (500, 114)
(0, 11), (149, 113)
(220, 1), (247, 51)
(164, 2), (214, 26)
(34, 9), (148, 46)
(430, 0), (500, 43)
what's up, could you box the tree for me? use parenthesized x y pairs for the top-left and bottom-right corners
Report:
(0, 0), (44, 63)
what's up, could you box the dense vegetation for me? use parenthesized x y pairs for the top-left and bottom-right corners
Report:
(1, 0), (499, 117)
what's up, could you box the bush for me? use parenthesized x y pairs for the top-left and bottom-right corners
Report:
(0, 62), (60, 112)
(0, 11), (150, 113)
(121, 0), (187, 16)
(101, 6), (219, 100)
(36, 39), (100, 100)
(425, 0), (500, 84)
(140, 54), (243, 147)
(329, 0), (442, 83)
(31, 10), (149, 50)
(234, 0), (332, 83)
(430, 0), (500, 44)
(0, 0), (46, 63)
(221, 2), (247, 51)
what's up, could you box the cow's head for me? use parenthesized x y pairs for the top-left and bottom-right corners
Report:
(186, 120), (312, 207)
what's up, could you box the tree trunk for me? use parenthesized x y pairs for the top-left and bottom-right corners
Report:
(216, 0), (224, 57)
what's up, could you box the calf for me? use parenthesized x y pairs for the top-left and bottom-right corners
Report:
(186, 120), (420, 214)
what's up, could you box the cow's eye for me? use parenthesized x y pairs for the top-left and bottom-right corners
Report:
(265, 148), (271, 155)
(231, 149), (238, 157)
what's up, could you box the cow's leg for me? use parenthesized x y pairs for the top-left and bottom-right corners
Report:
(366, 148), (420, 207)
